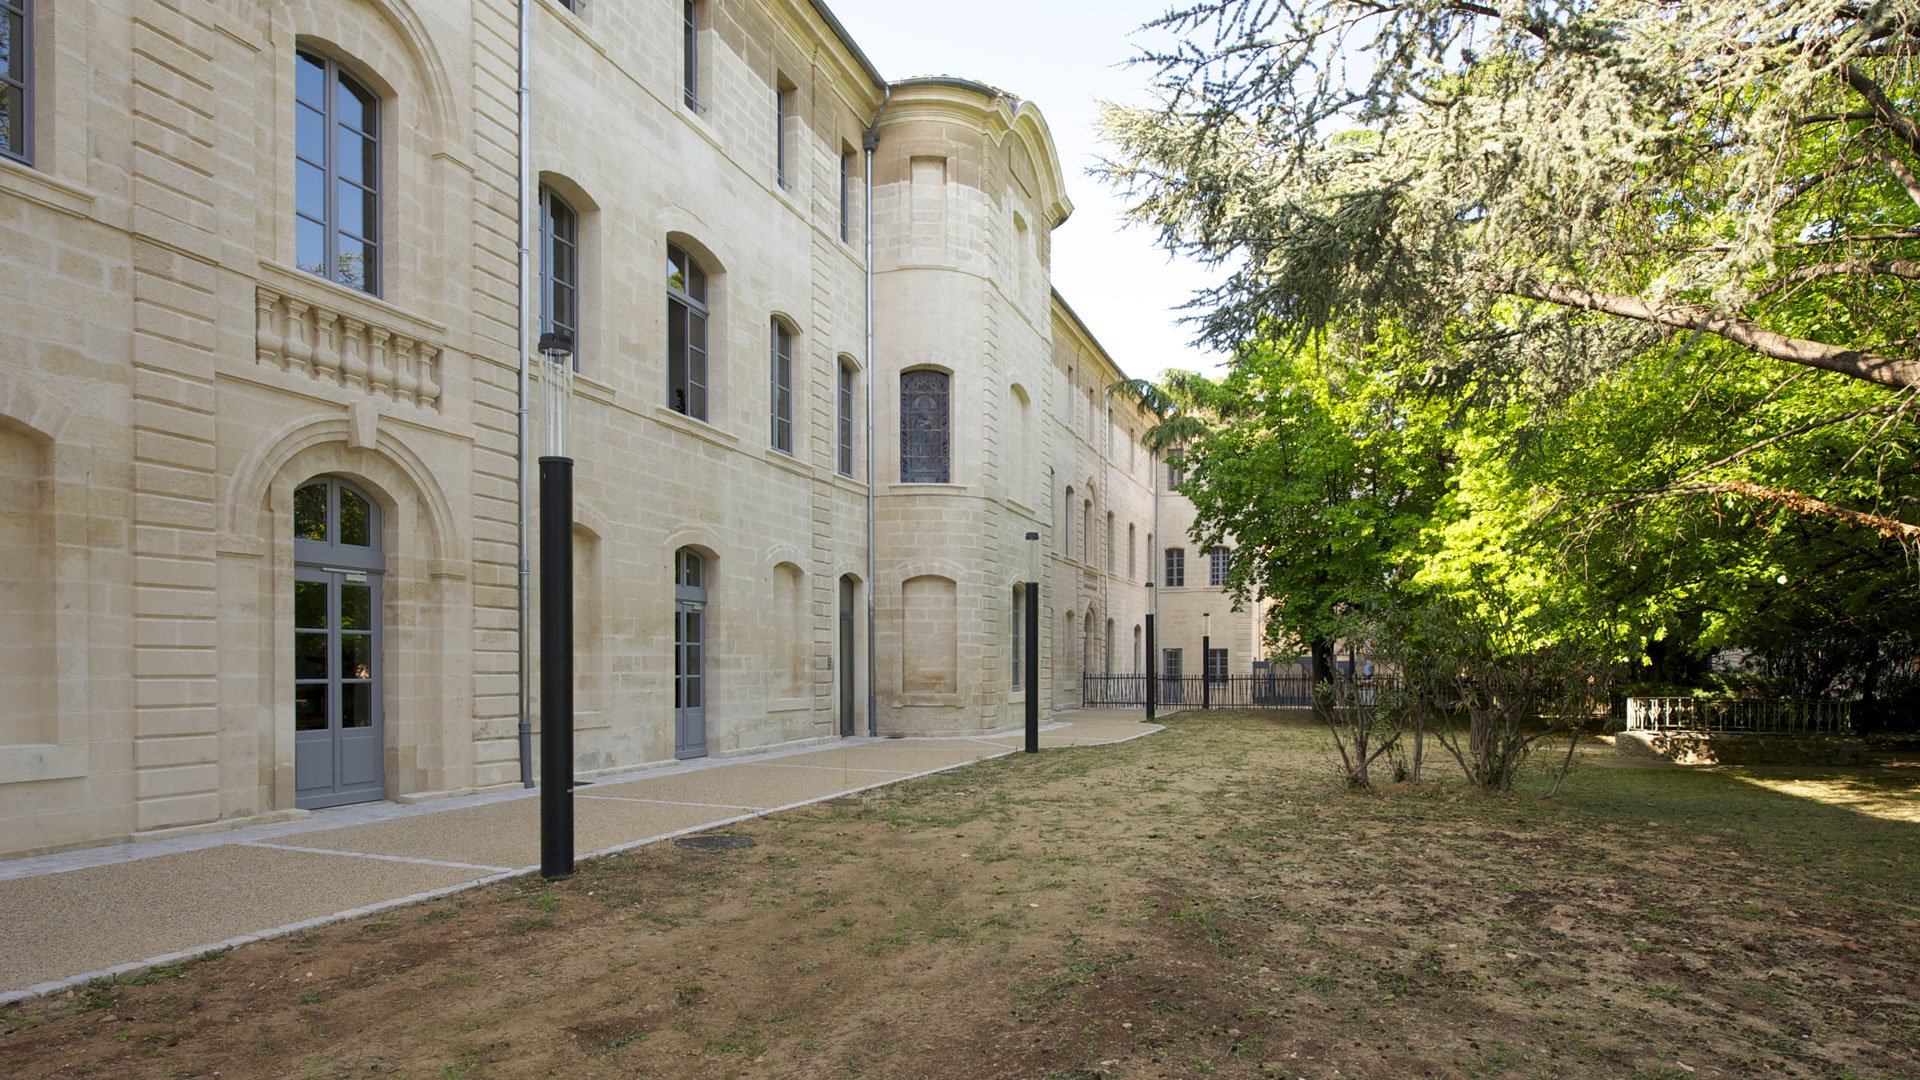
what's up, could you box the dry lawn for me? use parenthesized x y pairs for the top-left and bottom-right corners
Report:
(3, 710), (1917, 1079)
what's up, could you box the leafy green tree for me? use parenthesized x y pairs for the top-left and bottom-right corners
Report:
(1122, 330), (1452, 691)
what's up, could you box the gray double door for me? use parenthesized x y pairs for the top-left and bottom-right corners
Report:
(293, 478), (385, 809)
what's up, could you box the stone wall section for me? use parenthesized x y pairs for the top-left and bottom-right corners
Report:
(0, 1), (1259, 856)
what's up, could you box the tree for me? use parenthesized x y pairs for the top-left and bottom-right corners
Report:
(1101, 0), (1920, 392)
(1120, 328), (1452, 697)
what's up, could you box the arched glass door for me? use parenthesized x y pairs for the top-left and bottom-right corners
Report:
(674, 548), (708, 759)
(292, 477), (384, 808)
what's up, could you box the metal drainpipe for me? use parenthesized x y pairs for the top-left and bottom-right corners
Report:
(862, 86), (890, 739)
(514, 0), (535, 788)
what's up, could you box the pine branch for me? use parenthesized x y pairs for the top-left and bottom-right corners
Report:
(1505, 279), (1920, 390)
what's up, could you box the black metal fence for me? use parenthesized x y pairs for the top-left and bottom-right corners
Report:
(1083, 673), (1331, 709)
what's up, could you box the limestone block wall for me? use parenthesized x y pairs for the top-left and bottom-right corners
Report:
(0, 0), (1241, 855)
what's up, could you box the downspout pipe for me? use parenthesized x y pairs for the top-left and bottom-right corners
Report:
(515, 0), (535, 787)
(862, 83), (890, 739)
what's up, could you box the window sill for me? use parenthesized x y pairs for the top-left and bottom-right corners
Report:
(651, 404), (738, 449)
(0, 154), (97, 219)
(886, 482), (970, 496)
(763, 446), (811, 479)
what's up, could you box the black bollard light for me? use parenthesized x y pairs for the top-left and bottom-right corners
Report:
(1024, 531), (1040, 753)
(1201, 611), (1211, 711)
(537, 330), (575, 880)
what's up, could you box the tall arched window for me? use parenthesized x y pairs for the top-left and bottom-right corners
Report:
(1062, 486), (1075, 555)
(770, 319), (794, 454)
(667, 243), (709, 420)
(540, 186), (579, 367)
(295, 50), (380, 294)
(837, 357), (857, 477)
(1081, 498), (1092, 563)
(900, 369), (950, 483)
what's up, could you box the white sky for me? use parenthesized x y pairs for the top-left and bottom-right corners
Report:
(822, 0), (1230, 381)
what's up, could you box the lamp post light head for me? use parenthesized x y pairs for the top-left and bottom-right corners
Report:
(536, 330), (575, 460)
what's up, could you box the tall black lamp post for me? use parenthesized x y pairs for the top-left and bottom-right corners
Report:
(1201, 611), (1212, 711)
(1024, 531), (1040, 753)
(1144, 582), (1156, 720)
(537, 330), (575, 880)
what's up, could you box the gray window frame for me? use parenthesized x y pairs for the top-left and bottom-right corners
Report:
(295, 49), (381, 295)
(1209, 546), (1231, 588)
(837, 357), (855, 476)
(1, 0), (30, 166)
(839, 150), (853, 242)
(681, 0), (700, 110)
(666, 243), (709, 421)
(1206, 647), (1229, 684)
(539, 185), (580, 370)
(774, 81), (792, 188)
(1163, 547), (1185, 588)
(770, 318), (794, 454)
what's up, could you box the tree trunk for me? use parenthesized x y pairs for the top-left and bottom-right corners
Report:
(1310, 637), (1335, 709)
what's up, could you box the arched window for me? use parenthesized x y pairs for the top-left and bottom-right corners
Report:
(1105, 512), (1115, 572)
(770, 319), (794, 454)
(540, 186), (579, 368)
(837, 357), (857, 477)
(1081, 498), (1092, 563)
(295, 50), (380, 294)
(900, 369), (950, 483)
(1062, 486), (1075, 555)
(1128, 523), (1137, 580)
(667, 243), (709, 420)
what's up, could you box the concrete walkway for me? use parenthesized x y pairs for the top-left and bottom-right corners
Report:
(0, 711), (1156, 1004)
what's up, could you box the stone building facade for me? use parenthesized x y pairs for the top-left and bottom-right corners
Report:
(0, 0), (1256, 857)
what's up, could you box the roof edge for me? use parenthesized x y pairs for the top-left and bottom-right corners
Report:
(807, 0), (887, 91)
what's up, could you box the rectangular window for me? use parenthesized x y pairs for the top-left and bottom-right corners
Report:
(1206, 648), (1229, 684)
(1, 0), (29, 164)
(770, 320), (793, 454)
(839, 150), (854, 242)
(682, 0), (699, 110)
(837, 359), (855, 476)
(775, 81), (793, 187)
(1163, 648), (1183, 681)
(1209, 546), (1231, 588)
(539, 187), (580, 370)
(1167, 461), (1185, 489)
(1163, 547), (1184, 588)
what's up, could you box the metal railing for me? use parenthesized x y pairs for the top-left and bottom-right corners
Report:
(1624, 696), (1854, 735)
(1083, 673), (1369, 709)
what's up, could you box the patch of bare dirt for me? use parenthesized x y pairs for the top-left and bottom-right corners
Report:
(2, 712), (1916, 1078)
